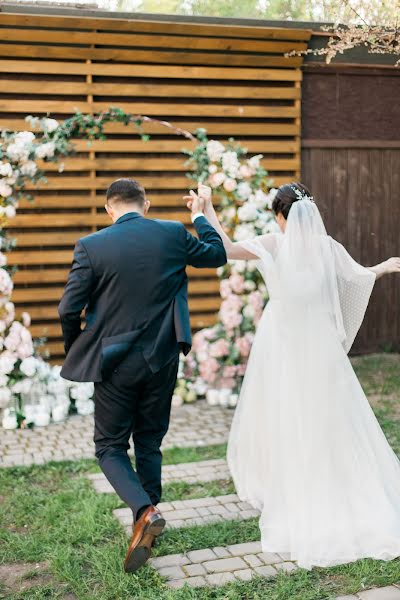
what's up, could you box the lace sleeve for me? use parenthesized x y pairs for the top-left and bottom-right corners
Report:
(331, 238), (376, 353)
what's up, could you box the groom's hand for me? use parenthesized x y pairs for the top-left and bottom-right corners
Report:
(183, 190), (205, 217)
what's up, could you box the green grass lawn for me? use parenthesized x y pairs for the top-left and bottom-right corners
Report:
(1, 354), (399, 600)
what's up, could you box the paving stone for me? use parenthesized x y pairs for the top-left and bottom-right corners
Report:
(254, 565), (278, 577)
(183, 563), (207, 577)
(150, 553), (190, 569)
(234, 568), (253, 581)
(158, 566), (186, 580)
(243, 554), (263, 568)
(206, 572), (236, 586)
(203, 557), (248, 573)
(257, 552), (283, 565)
(275, 562), (298, 573)
(2, 400), (233, 466)
(213, 546), (232, 558)
(335, 595), (359, 600)
(227, 541), (262, 556)
(187, 548), (217, 563)
(357, 587), (400, 600)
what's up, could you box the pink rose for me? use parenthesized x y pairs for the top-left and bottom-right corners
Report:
(209, 172), (225, 188)
(199, 357), (219, 384)
(235, 336), (251, 358)
(223, 365), (237, 378)
(209, 338), (229, 358)
(220, 280), (231, 299)
(239, 164), (253, 178)
(229, 273), (245, 294)
(223, 178), (237, 192)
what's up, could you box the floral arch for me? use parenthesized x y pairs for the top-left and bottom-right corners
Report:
(0, 109), (277, 429)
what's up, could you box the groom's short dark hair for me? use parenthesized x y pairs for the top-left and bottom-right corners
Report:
(106, 178), (146, 207)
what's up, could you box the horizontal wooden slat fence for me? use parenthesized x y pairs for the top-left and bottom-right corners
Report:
(0, 10), (310, 363)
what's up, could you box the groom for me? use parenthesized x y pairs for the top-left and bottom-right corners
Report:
(58, 178), (226, 572)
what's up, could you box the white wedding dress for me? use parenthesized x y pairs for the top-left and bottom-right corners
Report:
(227, 200), (400, 570)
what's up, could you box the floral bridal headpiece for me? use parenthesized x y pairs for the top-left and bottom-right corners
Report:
(290, 185), (315, 203)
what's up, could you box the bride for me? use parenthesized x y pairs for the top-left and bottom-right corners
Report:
(188, 182), (400, 570)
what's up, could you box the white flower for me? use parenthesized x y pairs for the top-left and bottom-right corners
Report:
(206, 140), (225, 162)
(208, 164), (218, 174)
(0, 252), (7, 267)
(0, 180), (12, 198)
(35, 141), (55, 160)
(248, 154), (262, 169)
(15, 131), (35, 146)
(223, 178), (237, 192)
(265, 187), (278, 208)
(12, 378), (32, 395)
(232, 260), (246, 273)
(0, 374), (8, 386)
(222, 151), (240, 178)
(0, 268), (13, 296)
(237, 182), (252, 200)
(6, 143), (29, 163)
(20, 160), (37, 178)
(252, 189), (270, 209)
(2, 410), (17, 428)
(247, 260), (258, 272)
(172, 393), (184, 408)
(76, 399), (94, 415)
(244, 280), (257, 291)
(20, 356), (38, 377)
(233, 223), (256, 242)
(238, 203), (258, 222)
(243, 304), (256, 319)
(0, 162), (13, 177)
(209, 171), (225, 188)
(4, 205), (16, 219)
(43, 118), (59, 133)
(0, 387), (11, 407)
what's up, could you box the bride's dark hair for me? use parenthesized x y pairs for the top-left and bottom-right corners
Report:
(272, 182), (313, 219)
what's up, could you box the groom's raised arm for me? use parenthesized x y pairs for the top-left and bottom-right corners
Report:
(184, 214), (227, 268)
(58, 239), (95, 354)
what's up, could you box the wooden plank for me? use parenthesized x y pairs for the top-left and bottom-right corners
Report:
(13, 266), (217, 283)
(17, 193), (199, 209)
(0, 43), (303, 67)
(0, 81), (301, 100)
(0, 28), (308, 53)
(22, 174), (293, 191)
(36, 157), (299, 172)
(12, 279), (220, 301)
(71, 137), (300, 154)
(0, 13), (312, 41)
(0, 59), (303, 81)
(0, 99), (301, 119)
(9, 211), (193, 227)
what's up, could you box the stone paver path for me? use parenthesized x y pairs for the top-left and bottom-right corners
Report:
(336, 586), (400, 600)
(114, 493), (259, 534)
(0, 401), (233, 467)
(87, 458), (230, 493)
(150, 541), (298, 588)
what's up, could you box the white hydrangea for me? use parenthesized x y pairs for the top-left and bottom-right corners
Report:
(237, 203), (258, 222)
(20, 356), (38, 377)
(0, 180), (12, 198)
(0, 162), (13, 177)
(234, 223), (256, 242)
(20, 161), (37, 177)
(222, 151), (240, 178)
(206, 140), (225, 162)
(252, 189), (270, 209)
(11, 378), (32, 395)
(35, 142), (55, 160)
(43, 118), (59, 133)
(0, 352), (17, 375)
(265, 187), (278, 208)
(236, 181), (252, 200)
(247, 154), (262, 169)
(0, 387), (11, 407)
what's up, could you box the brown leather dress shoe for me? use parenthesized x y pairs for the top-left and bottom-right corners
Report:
(124, 506), (166, 573)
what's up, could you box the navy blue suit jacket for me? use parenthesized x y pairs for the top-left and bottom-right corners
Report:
(58, 212), (227, 382)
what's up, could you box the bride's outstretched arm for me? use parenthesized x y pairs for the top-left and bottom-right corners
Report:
(183, 187), (258, 260)
(367, 257), (400, 279)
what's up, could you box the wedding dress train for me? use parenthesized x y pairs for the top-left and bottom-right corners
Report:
(227, 200), (400, 570)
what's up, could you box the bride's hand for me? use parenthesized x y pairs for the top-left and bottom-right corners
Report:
(198, 184), (213, 209)
(384, 257), (400, 274)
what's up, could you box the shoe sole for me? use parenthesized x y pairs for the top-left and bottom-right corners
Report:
(124, 514), (166, 573)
